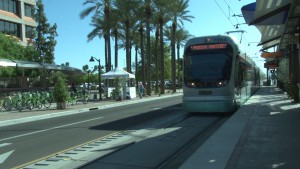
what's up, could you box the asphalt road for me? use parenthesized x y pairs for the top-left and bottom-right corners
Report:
(0, 96), (182, 169)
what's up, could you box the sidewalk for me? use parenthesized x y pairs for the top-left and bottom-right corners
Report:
(180, 86), (300, 169)
(0, 91), (181, 127)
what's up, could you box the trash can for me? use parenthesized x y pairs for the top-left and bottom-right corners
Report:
(93, 93), (97, 99)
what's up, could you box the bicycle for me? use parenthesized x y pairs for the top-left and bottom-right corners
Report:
(0, 96), (12, 111)
(40, 91), (52, 108)
(78, 90), (88, 104)
(82, 90), (89, 104)
(31, 91), (42, 109)
(67, 91), (78, 106)
(16, 92), (33, 111)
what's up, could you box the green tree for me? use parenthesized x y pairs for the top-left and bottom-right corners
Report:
(154, 0), (171, 94)
(137, 10), (146, 88)
(0, 33), (23, 60)
(52, 71), (69, 108)
(0, 33), (39, 77)
(144, 0), (152, 96)
(80, 0), (112, 72)
(110, 8), (122, 68)
(35, 0), (58, 63)
(175, 27), (192, 87)
(168, 0), (193, 92)
(135, 36), (171, 84)
(114, 0), (141, 73)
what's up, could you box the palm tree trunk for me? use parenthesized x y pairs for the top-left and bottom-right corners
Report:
(177, 41), (180, 89)
(155, 27), (159, 94)
(135, 46), (138, 88)
(146, 16), (151, 96)
(144, 1), (152, 96)
(125, 20), (130, 72)
(107, 30), (112, 71)
(139, 25), (146, 88)
(171, 22), (177, 93)
(114, 29), (118, 68)
(105, 2), (112, 71)
(104, 36), (108, 72)
(159, 20), (165, 94)
(129, 42), (132, 73)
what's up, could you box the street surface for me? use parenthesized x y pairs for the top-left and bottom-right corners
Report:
(1, 96), (182, 169)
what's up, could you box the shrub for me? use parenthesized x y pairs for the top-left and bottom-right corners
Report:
(53, 72), (69, 103)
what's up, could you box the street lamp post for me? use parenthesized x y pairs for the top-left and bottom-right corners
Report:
(89, 56), (102, 100)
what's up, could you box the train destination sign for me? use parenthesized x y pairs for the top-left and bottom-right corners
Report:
(191, 43), (227, 51)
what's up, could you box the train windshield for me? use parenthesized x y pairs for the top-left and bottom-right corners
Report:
(184, 50), (232, 88)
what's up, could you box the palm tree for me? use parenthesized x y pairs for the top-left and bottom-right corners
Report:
(110, 8), (122, 68)
(154, 0), (171, 94)
(114, 0), (141, 73)
(80, 0), (112, 72)
(168, 0), (193, 92)
(131, 29), (141, 88)
(87, 15), (109, 68)
(175, 27), (192, 88)
(145, 0), (153, 96)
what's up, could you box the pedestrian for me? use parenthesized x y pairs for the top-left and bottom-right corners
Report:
(138, 82), (145, 98)
(82, 83), (87, 96)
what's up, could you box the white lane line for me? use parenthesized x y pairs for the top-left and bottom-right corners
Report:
(0, 117), (103, 142)
(0, 143), (12, 148)
(0, 150), (14, 164)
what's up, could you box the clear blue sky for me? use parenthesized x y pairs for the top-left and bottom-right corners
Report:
(42, 0), (264, 72)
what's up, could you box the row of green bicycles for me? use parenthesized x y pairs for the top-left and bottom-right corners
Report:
(0, 90), (89, 112)
(66, 90), (89, 106)
(0, 91), (53, 112)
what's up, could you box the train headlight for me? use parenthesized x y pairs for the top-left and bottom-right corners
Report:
(217, 80), (228, 87)
(187, 81), (196, 87)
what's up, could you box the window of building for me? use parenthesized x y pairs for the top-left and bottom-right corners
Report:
(0, 1), (3, 10)
(0, 20), (4, 32)
(25, 4), (33, 18)
(0, 20), (20, 39)
(25, 26), (35, 38)
(0, 0), (18, 15)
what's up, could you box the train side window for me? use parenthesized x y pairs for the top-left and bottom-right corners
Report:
(234, 56), (243, 87)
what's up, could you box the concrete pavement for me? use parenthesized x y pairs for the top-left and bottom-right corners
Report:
(179, 86), (300, 169)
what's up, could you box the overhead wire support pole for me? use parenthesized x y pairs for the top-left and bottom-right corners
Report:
(225, 30), (246, 34)
(225, 30), (246, 44)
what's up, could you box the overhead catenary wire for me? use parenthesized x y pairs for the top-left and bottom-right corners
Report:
(214, 0), (254, 46)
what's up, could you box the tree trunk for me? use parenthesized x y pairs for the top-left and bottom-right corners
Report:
(114, 29), (118, 68)
(171, 22), (177, 93)
(159, 20), (165, 94)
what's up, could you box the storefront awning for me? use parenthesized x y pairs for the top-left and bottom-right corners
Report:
(250, 0), (290, 25)
(14, 60), (43, 69)
(41, 63), (62, 70)
(261, 51), (283, 59)
(0, 59), (16, 67)
(256, 25), (284, 48)
(241, 0), (297, 51)
(241, 2), (256, 25)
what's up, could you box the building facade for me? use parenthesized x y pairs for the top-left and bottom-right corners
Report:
(0, 0), (37, 46)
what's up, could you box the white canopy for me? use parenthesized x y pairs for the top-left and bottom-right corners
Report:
(101, 67), (135, 79)
(0, 59), (16, 67)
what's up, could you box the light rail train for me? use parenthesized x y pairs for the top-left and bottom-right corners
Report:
(182, 35), (261, 113)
